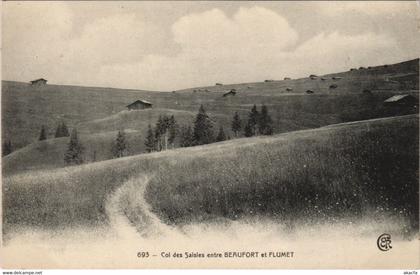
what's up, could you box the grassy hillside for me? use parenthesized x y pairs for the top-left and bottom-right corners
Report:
(3, 115), (418, 238)
(2, 130), (141, 175)
(77, 108), (198, 134)
(175, 58), (419, 95)
(2, 108), (201, 174)
(2, 59), (418, 151)
(5, 91), (417, 175)
(1, 81), (169, 149)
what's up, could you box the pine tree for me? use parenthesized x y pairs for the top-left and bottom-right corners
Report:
(243, 105), (259, 137)
(193, 105), (214, 145)
(231, 112), (242, 137)
(155, 115), (172, 150)
(64, 129), (84, 165)
(2, 140), (12, 156)
(249, 104), (259, 135)
(55, 122), (69, 138)
(39, 125), (47, 141)
(144, 124), (156, 153)
(244, 122), (254, 137)
(55, 124), (62, 138)
(216, 126), (227, 142)
(168, 115), (178, 148)
(61, 122), (70, 137)
(180, 125), (194, 147)
(112, 130), (128, 158)
(258, 104), (273, 135)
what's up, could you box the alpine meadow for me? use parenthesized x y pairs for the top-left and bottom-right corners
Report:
(1, 1), (419, 269)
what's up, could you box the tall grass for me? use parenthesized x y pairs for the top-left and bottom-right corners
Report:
(3, 115), (418, 238)
(144, 115), (419, 233)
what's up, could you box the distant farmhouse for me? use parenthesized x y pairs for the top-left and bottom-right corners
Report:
(30, 78), (47, 86)
(223, 89), (236, 97)
(384, 95), (417, 108)
(126, 100), (153, 110)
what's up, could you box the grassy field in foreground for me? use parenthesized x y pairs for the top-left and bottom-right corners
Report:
(2, 115), (418, 237)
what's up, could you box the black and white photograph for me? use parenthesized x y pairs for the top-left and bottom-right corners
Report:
(1, 1), (419, 270)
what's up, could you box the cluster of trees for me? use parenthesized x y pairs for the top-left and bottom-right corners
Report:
(144, 104), (273, 154)
(2, 104), (273, 164)
(2, 121), (73, 157)
(144, 105), (230, 152)
(35, 122), (84, 165)
(38, 122), (71, 141)
(231, 104), (273, 138)
(145, 115), (178, 152)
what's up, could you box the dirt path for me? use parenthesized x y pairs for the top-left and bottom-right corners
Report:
(105, 175), (178, 239)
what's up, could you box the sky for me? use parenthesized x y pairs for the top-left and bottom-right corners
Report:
(2, 1), (420, 91)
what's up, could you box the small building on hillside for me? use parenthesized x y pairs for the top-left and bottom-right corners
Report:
(321, 77), (327, 81)
(309, 74), (318, 80)
(284, 77), (291, 80)
(215, 83), (223, 86)
(126, 100), (153, 110)
(384, 95), (417, 108)
(286, 87), (293, 92)
(329, 84), (338, 89)
(223, 89), (236, 97)
(30, 78), (47, 86)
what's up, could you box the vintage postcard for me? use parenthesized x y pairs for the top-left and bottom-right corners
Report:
(1, 1), (419, 270)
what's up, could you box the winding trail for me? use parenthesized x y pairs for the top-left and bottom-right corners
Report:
(105, 175), (178, 239)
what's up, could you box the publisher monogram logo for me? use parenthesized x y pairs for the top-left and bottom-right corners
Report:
(377, 233), (392, 251)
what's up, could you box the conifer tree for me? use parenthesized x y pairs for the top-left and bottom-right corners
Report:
(258, 104), (273, 135)
(2, 140), (12, 156)
(193, 105), (214, 145)
(55, 122), (70, 138)
(216, 126), (227, 142)
(39, 125), (47, 141)
(112, 130), (128, 158)
(231, 112), (242, 137)
(180, 125), (194, 147)
(61, 122), (70, 137)
(244, 122), (254, 137)
(55, 124), (62, 138)
(144, 124), (156, 153)
(249, 104), (259, 135)
(155, 115), (172, 150)
(64, 129), (84, 165)
(168, 115), (178, 148)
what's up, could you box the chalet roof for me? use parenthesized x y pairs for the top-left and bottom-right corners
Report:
(30, 78), (47, 82)
(384, 94), (412, 103)
(126, 99), (152, 107)
(223, 90), (236, 96)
